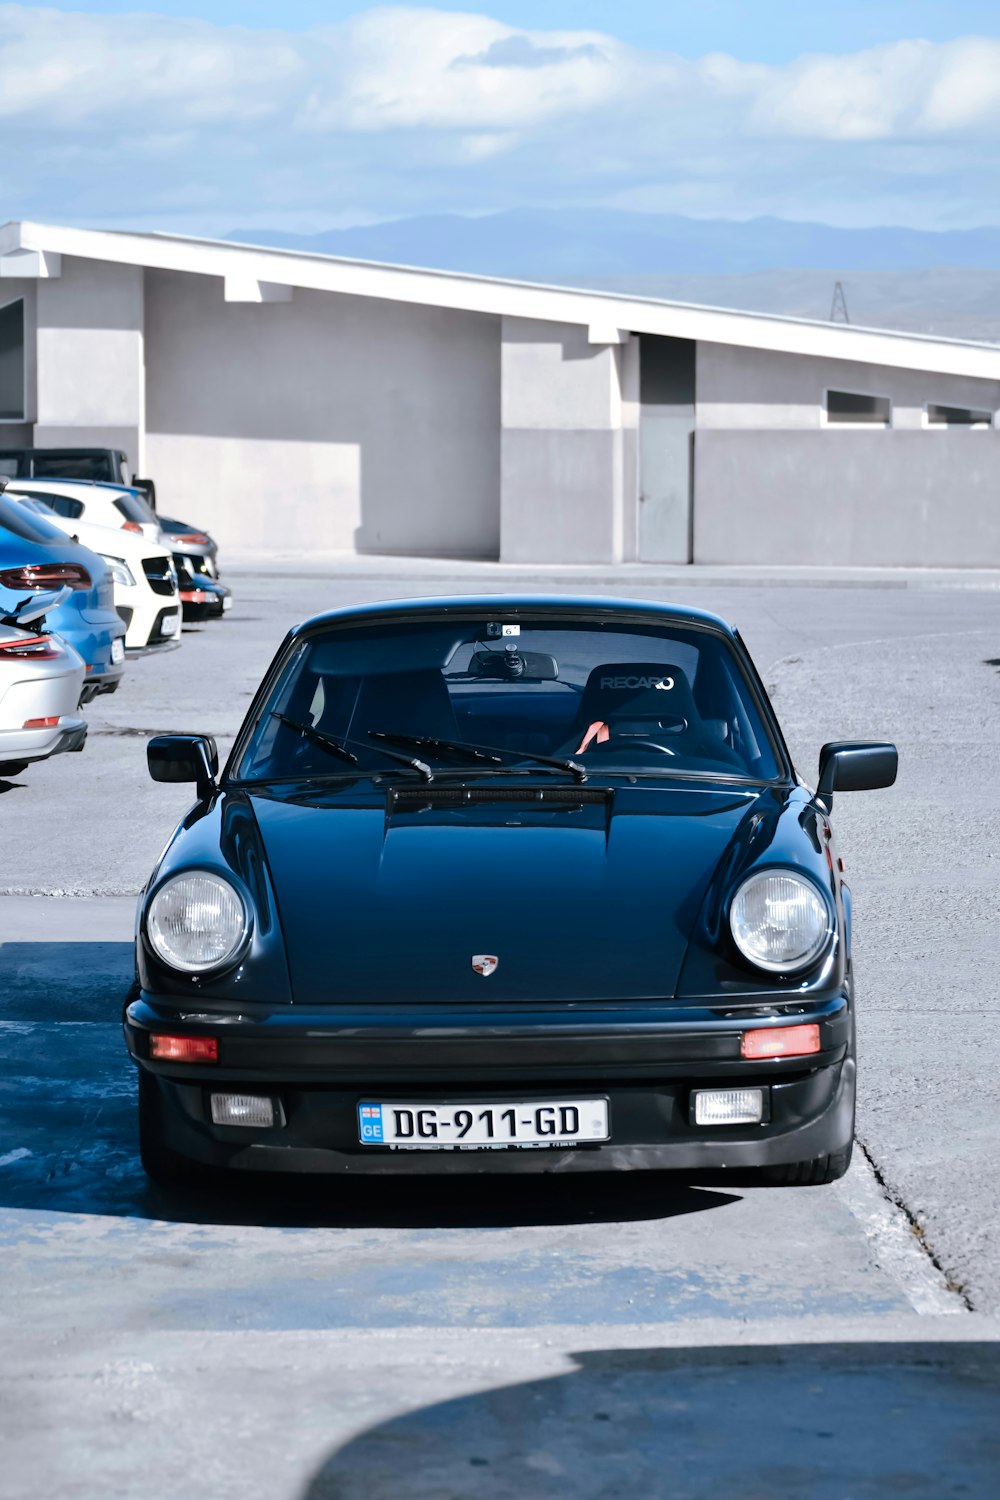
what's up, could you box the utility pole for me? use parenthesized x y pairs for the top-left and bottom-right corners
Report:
(830, 281), (850, 324)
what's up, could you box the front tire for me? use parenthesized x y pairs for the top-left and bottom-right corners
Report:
(759, 1140), (853, 1185)
(138, 1070), (203, 1187)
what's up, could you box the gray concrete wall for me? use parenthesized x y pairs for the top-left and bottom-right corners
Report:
(501, 428), (625, 563)
(143, 270), (501, 557)
(33, 258), (144, 472)
(694, 429), (1000, 565)
(698, 343), (1000, 430)
(500, 318), (633, 564)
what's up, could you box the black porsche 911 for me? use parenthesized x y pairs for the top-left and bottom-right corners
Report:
(124, 597), (896, 1187)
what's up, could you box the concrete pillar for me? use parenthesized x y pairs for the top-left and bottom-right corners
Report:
(500, 317), (635, 564)
(33, 258), (145, 475)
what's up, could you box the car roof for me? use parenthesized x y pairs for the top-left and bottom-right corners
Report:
(289, 595), (739, 639)
(0, 446), (125, 458)
(6, 477), (140, 499)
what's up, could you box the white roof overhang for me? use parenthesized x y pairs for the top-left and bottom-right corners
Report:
(2, 219), (999, 382)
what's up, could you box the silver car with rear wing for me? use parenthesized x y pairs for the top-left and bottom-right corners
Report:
(0, 590), (87, 777)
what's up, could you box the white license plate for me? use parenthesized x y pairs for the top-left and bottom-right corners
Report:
(161, 612), (180, 637)
(358, 1098), (610, 1149)
(222, 594), (233, 611)
(111, 637), (125, 664)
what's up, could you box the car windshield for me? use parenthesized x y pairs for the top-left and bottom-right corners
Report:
(113, 491), (157, 525)
(0, 493), (69, 545)
(236, 616), (782, 783)
(11, 489), (84, 521)
(30, 456), (108, 480)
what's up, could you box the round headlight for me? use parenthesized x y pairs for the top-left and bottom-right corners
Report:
(729, 870), (832, 974)
(146, 872), (249, 974)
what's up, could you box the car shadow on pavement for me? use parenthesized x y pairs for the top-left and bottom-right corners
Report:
(0, 938), (740, 1230)
(138, 1169), (741, 1232)
(300, 1343), (1000, 1499)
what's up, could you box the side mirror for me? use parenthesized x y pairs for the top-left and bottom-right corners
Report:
(148, 734), (218, 798)
(817, 740), (897, 805)
(132, 477), (157, 510)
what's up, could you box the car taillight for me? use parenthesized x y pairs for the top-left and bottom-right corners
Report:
(176, 533), (209, 545)
(0, 563), (92, 592)
(121, 520), (143, 533)
(23, 716), (60, 729)
(149, 1034), (219, 1063)
(0, 634), (63, 661)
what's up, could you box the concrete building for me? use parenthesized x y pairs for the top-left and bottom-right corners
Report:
(2, 219), (999, 566)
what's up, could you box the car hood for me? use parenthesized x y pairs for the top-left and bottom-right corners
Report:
(40, 513), (168, 563)
(248, 782), (766, 1004)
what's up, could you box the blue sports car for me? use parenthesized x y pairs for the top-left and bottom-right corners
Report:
(124, 597), (896, 1187)
(0, 487), (125, 703)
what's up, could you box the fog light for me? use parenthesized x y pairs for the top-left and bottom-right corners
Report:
(210, 1093), (275, 1128)
(693, 1088), (764, 1126)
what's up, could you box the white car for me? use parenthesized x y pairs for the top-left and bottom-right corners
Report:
(8, 492), (181, 652)
(0, 615), (87, 777)
(7, 477), (163, 546)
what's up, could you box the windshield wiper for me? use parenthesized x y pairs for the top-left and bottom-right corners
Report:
(367, 729), (586, 783)
(272, 712), (359, 764)
(369, 731), (503, 765)
(271, 713), (433, 780)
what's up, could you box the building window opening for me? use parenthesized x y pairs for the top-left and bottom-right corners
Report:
(0, 299), (25, 421)
(926, 403), (994, 428)
(825, 389), (891, 426)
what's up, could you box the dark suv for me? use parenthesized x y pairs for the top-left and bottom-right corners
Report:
(0, 448), (155, 505)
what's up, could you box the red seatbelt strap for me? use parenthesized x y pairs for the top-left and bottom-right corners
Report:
(576, 720), (610, 754)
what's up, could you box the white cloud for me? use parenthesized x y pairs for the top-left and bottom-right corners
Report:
(0, 5), (998, 231)
(748, 38), (1000, 140)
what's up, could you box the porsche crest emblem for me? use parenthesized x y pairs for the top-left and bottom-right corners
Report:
(472, 954), (499, 977)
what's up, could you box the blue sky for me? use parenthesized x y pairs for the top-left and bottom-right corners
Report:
(31, 1), (1000, 60)
(2, 3), (1000, 236)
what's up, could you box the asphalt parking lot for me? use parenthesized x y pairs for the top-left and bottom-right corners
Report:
(2, 560), (1000, 1497)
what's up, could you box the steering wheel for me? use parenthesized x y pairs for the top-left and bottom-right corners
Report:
(585, 738), (680, 759)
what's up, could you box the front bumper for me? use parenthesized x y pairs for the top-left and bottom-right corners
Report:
(122, 597), (180, 651)
(125, 994), (855, 1175)
(179, 584), (230, 620)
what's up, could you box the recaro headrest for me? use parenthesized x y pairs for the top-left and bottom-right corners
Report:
(576, 662), (698, 724)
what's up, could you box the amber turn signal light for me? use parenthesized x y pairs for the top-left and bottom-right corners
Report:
(149, 1034), (219, 1063)
(741, 1023), (821, 1060)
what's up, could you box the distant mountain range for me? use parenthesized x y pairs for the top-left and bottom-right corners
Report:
(226, 208), (1000, 280)
(224, 209), (1000, 342)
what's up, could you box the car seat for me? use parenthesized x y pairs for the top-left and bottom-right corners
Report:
(346, 668), (459, 743)
(559, 661), (743, 768)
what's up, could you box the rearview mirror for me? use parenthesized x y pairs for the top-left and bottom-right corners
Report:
(817, 740), (897, 804)
(469, 650), (558, 681)
(148, 734), (218, 798)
